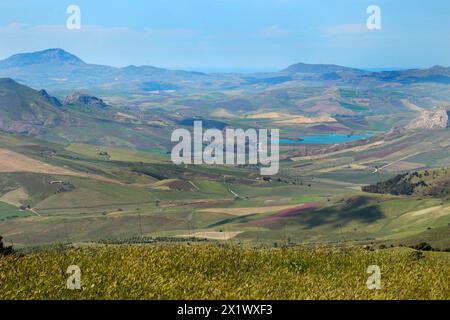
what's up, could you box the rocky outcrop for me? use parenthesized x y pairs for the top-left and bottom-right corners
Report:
(406, 108), (449, 130)
(39, 89), (62, 107)
(63, 93), (108, 109)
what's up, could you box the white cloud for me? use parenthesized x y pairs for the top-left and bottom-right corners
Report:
(260, 25), (289, 38)
(319, 24), (368, 35)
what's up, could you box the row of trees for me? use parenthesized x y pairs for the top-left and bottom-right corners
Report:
(362, 173), (425, 195)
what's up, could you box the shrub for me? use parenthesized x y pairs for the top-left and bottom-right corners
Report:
(0, 236), (14, 256)
(412, 242), (433, 251)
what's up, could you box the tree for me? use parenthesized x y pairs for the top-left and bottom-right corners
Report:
(0, 235), (14, 255)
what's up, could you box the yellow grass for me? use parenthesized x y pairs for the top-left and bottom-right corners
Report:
(317, 163), (369, 173)
(275, 116), (337, 125)
(247, 112), (287, 119)
(178, 231), (244, 240)
(1, 245), (449, 300)
(211, 108), (235, 118)
(0, 188), (29, 207)
(115, 112), (137, 120)
(402, 205), (450, 219)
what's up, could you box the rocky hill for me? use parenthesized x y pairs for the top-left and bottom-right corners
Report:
(406, 108), (450, 130)
(63, 93), (109, 109)
(0, 78), (64, 134)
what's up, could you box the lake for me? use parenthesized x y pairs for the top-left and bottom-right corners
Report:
(280, 133), (374, 145)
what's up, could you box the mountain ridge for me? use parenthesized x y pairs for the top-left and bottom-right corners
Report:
(0, 77), (64, 134)
(1, 48), (450, 93)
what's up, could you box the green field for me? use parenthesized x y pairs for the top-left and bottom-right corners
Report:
(0, 201), (29, 220)
(1, 130), (450, 249)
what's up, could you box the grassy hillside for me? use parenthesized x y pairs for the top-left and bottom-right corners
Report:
(363, 168), (450, 198)
(1, 245), (448, 300)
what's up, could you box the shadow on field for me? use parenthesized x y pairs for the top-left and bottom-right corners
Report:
(249, 196), (386, 230)
(297, 204), (384, 229)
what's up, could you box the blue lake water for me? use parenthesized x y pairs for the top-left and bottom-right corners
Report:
(280, 133), (374, 145)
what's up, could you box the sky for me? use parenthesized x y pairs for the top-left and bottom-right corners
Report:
(0, 0), (450, 71)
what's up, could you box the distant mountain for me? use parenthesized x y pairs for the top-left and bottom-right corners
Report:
(0, 78), (173, 149)
(1, 48), (450, 93)
(278, 62), (368, 82)
(0, 78), (111, 136)
(0, 48), (84, 68)
(0, 78), (64, 134)
(367, 66), (450, 84)
(283, 62), (364, 74)
(0, 49), (213, 93)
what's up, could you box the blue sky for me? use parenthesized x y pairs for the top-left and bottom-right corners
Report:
(0, 0), (449, 71)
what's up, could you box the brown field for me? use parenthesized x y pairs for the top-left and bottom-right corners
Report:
(0, 213), (181, 245)
(317, 163), (369, 173)
(0, 148), (78, 175)
(275, 115), (337, 125)
(179, 231), (243, 240)
(198, 204), (304, 216)
(305, 102), (353, 115)
(115, 112), (137, 120)
(401, 99), (424, 112)
(383, 161), (425, 172)
(246, 112), (287, 119)
(246, 112), (336, 125)
(291, 140), (385, 161)
(0, 148), (120, 184)
(152, 179), (197, 191)
(0, 188), (29, 207)
(211, 108), (236, 118)
(406, 206), (445, 218)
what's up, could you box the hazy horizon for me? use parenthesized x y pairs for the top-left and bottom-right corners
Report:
(0, 47), (436, 74)
(1, 0), (450, 71)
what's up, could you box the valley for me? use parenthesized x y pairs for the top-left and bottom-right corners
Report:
(1, 0), (450, 302)
(0, 49), (449, 251)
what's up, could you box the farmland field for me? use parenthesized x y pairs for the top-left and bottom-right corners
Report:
(1, 245), (449, 300)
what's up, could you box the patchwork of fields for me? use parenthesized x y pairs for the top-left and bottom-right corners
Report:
(1, 130), (450, 250)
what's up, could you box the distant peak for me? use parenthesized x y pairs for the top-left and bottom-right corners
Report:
(1, 48), (84, 67)
(429, 65), (449, 71)
(0, 77), (16, 83)
(0, 77), (24, 88)
(283, 62), (361, 74)
(32, 48), (84, 63)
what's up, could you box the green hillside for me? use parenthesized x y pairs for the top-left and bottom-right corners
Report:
(363, 168), (450, 198)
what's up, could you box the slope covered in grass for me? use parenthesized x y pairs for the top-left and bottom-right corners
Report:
(1, 245), (449, 300)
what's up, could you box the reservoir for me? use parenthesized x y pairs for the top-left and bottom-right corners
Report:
(280, 133), (374, 145)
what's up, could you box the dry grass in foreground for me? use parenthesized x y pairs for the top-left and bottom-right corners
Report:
(0, 245), (449, 300)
